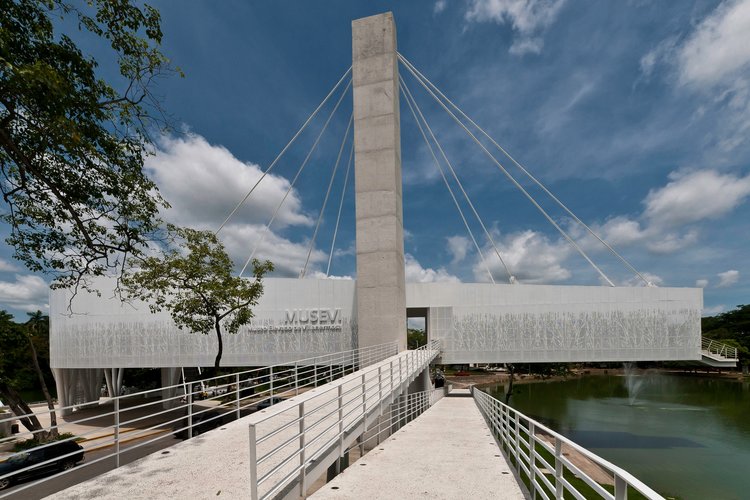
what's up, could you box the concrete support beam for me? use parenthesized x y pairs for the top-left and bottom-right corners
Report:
(161, 367), (182, 409)
(52, 368), (103, 416)
(352, 12), (406, 352)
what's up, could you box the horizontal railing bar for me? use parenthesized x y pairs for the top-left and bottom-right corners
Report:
(473, 388), (663, 500)
(250, 343), (441, 499)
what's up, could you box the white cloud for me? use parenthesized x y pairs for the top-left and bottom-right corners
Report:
(644, 170), (750, 228)
(446, 235), (471, 264)
(676, 0), (750, 87)
(434, 0), (447, 14)
(148, 133), (312, 230)
(620, 272), (663, 288)
(475, 229), (571, 283)
(310, 271), (353, 280)
(572, 169), (750, 257)
(509, 37), (544, 56)
(147, 133), (324, 277)
(218, 223), (326, 277)
(695, 279), (709, 288)
(0, 258), (18, 272)
(703, 304), (727, 316)
(464, 0), (566, 55)
(639, 38), (678, 79)
(717, 269), (739, 287)
(405, 254), (461, 283)
(642, 1), (750, 152)
(642, 229), (699, 254)
(0, 274), (49, 312)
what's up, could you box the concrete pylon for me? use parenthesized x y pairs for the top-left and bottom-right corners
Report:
(352, 12), (406, 352)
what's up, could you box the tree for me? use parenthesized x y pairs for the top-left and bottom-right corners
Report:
(0, 311), (55, 441)
(24, 311), (57, 439)
(702, 304), (750, 368)
(124, 225), (274, 373)
(407, 328), (426, 349)
(0, 0), (179, 292)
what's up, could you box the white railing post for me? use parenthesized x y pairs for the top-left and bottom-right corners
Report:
(528, 421), (536, 496)
(615, 474), (627, 500)
(361, 372), (367, 429)
(188, 390), (193, 439)
(114, 396), (120, 468)
(390, 359), (394, 396)
(249, 424), (258, 500)
(399, 356), (403, 389)
(270, 366), (274, 397)
(298, 402), (306, 497)
(378, 365), (383, 408)
(236, 373), (241, 419)
(294, 362), (299, 396)
(514, 412), (521, 473)
(338, 384), (344, 457)
(554, 438), (563, 499)
(313, 363), (318, 387)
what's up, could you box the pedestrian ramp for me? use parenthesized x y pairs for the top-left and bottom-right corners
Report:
(700, 338), (738, 368)
(311, 389), (525, 500)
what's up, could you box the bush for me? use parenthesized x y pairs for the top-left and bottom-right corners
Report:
(13, 432), (77, 452)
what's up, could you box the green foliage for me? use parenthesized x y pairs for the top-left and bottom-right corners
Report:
(0, 311), (53, 392)
(0, 309), (58, 439)
(0, 0), (180, 290)
(702, 304), (750, 366)
(13, 432), (76, 452)
(0, 311), (31, 389)
(407, 328), (426, 349)
(124, 225), (274, 371)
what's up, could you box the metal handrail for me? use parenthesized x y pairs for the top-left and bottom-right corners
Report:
(701, 338), (738, 360)
(472, 388), (664, 500)
(0, 341), (398, 498)
(248, 340), (441, 500)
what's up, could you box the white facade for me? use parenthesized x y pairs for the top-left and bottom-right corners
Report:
(408, 283), (702, 364)
(50, 277), (702, 369)
(50, 277), (357, 369)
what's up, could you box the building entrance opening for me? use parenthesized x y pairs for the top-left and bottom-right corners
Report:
(406, 308), (429, 349)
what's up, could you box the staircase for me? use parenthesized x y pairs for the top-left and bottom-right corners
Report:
(700, 338), (738, 368)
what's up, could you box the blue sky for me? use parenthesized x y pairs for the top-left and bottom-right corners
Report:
(2, 0), (750, 319)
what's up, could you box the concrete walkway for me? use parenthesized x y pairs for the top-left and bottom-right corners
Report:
(311, 389), (526, 500)
(43, 349), (435, 500)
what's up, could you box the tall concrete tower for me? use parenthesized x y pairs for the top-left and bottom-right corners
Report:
(352, 13), (407, 352)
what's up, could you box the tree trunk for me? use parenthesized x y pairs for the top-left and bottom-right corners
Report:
(27, 333), (58, 438)
(505, 364), (515, 405)
(213, 317), (223, 376)
(0, 380), (49, 441)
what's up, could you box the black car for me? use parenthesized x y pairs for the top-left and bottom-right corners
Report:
(173, 408), (234, 440)
(254, 397), (284, 412)
(0, 440), (84, 490)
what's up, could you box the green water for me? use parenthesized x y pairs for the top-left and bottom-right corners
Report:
(488, 374), (750, 500)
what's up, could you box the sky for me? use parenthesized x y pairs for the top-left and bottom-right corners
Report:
(1, 0), (750, 320)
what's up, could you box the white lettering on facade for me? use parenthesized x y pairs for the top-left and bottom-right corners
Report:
(282, 308), (342, 325)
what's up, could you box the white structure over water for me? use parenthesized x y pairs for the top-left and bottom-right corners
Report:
(49, 12), (703, 410)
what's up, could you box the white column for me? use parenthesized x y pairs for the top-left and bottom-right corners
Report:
(352, 12), (406, 352)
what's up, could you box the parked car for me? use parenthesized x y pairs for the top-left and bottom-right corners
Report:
(254, 397), (285, 412)
(0, 440), (84, 490)
(173, 409), (235, 440)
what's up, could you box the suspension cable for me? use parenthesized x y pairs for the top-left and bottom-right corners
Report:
(398, 54), (649, 286)
(398, 55), (616, 287)
(400, 77), (515, 284)
(326, 139), (354, 277)
(217, 66), (352, 235)
(400, 79), (496, 284)
(300, 114), (354, 278)
(239, 79), (352, 276)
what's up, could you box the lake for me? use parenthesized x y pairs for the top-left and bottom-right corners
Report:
(487, 372), (750, 500)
